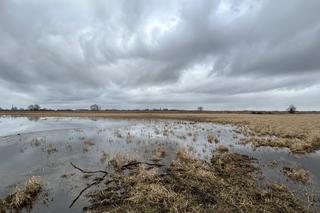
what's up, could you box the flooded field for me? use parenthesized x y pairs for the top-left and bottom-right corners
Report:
(0, 116), (319, 212)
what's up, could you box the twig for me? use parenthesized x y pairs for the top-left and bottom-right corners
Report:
(69, 181), (97, 208)
(70, 162), (108, 174)
(69, 173), (111, 208)
(120, 161), (166, 170)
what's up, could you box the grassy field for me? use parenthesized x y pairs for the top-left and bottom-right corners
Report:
(2, 110), (320, 153)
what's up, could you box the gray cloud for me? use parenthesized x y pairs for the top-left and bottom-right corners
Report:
(0, 0), (319, 110)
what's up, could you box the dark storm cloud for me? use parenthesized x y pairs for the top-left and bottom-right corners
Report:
(0, 0), (319, 110)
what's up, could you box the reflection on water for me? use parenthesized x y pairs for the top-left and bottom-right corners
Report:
(0, 116), (319, 212)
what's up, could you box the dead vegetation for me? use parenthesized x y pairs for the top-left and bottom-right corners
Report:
(70, 149), (307, 213)
(152, 145), (166, 161)
(45, 143), (58, 154)
(283, 167), (310, 184)
(211, 114), (320, 154)
(207, 133), (219, 143)
(100, 151), (109, 163)
(83, 140), (95, 153)
(216, 144), (229, 153)
(0, 176), (42, 212)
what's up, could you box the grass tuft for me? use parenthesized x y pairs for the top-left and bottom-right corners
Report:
(283, 166), (309, 184)
(0, 176), (42, 212)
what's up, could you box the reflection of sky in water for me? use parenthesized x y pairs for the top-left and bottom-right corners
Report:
(0, 116), (319, 212)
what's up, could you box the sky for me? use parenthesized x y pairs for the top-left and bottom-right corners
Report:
(0, 0), (320, 110)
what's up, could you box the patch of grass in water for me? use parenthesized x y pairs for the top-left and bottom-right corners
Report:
(0, 176), (42, 212)
(84, 150), (306, 213)
(152, 145), (166, 161)
(283, 166), (310, 184)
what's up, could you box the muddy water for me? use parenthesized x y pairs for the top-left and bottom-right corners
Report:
(0, 116), (319, 212)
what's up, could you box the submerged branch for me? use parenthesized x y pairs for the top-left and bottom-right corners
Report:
(70, 162), (108, 175)
(120, 161), (166, 170)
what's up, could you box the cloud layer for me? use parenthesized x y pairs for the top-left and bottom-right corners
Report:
(0, 0), (320, 110)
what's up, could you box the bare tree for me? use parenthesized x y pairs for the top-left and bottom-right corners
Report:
(28, 104), (41, 111)
(197, 106), (203, 111)
(90, 104), (100, 111)
(287, 104), (297, 114)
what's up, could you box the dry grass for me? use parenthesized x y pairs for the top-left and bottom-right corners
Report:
(83, 140), (95, 146)
(152, 145), (166, 161)
(216, 144), (229, 153)
(207, 133), (219, 143)
(283, 167), (310, 184)
(84, 150), (306, 213)
(0, 176), (42, 212)
(110, 153), (134, 170)
(30, 138), (43, 146)
(100, 151), (109, 163)
(82, 140), (95, 153)
(210, 114), (320, 153)
(45, 143), (57, 154)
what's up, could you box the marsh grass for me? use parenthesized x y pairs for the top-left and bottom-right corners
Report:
(30, 137), (43, 147)
(207, 133), (219, 143)
(283, 167), (310, 184)
(82, 140), (95, 153)
(100, 151), (109, 163)
(110, 152), (138, 170)
(0, 176), (42, 212)
(210, 114), (320, 154)
(152, 145), (166, 161)
(45, 143), (57, 154)
(216, 144), (229, 152)
(84, 150), (306, 213)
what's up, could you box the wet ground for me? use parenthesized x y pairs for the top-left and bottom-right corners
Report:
(0, 116), (319, 212)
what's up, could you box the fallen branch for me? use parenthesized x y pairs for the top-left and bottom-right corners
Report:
(69, 161), (165, 208)
(70, 162), (108, 175)
(69, 173), (111, 208)
(121, 161), (166, 170)
(69, 181), (97, 208)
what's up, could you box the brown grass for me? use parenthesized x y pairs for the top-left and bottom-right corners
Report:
(283, 167), (310, 184)
(82, 140), (95, 153)
(110, 153), (126, 169)
(100, 151), (109, 163)
(84, 150), (306, 213)
(152, 145), (166, 161)
(207, 133), (219, 143)
(216, 144), (229, 153)
(45, 143), (57, 154)
(0, 176), (42, 212)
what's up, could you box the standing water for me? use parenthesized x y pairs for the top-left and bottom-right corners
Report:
(0, 116), (319, 212)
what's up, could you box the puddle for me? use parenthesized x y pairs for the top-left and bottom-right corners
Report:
(0, 116), (319, 212)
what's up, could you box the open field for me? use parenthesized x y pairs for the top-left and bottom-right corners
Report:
(2, 111), (320, 153)
(0, 113), (319, 212)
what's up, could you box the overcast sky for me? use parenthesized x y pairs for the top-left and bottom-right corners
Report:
(0, 0), (320, 110)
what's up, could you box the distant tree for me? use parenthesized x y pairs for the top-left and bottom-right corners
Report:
(28, 104), (41, 111)
(11, 106), (18, 111)
(90, 104), (100, 111)
(198, 106), (203, 111)
(287, 104), (297, 114)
